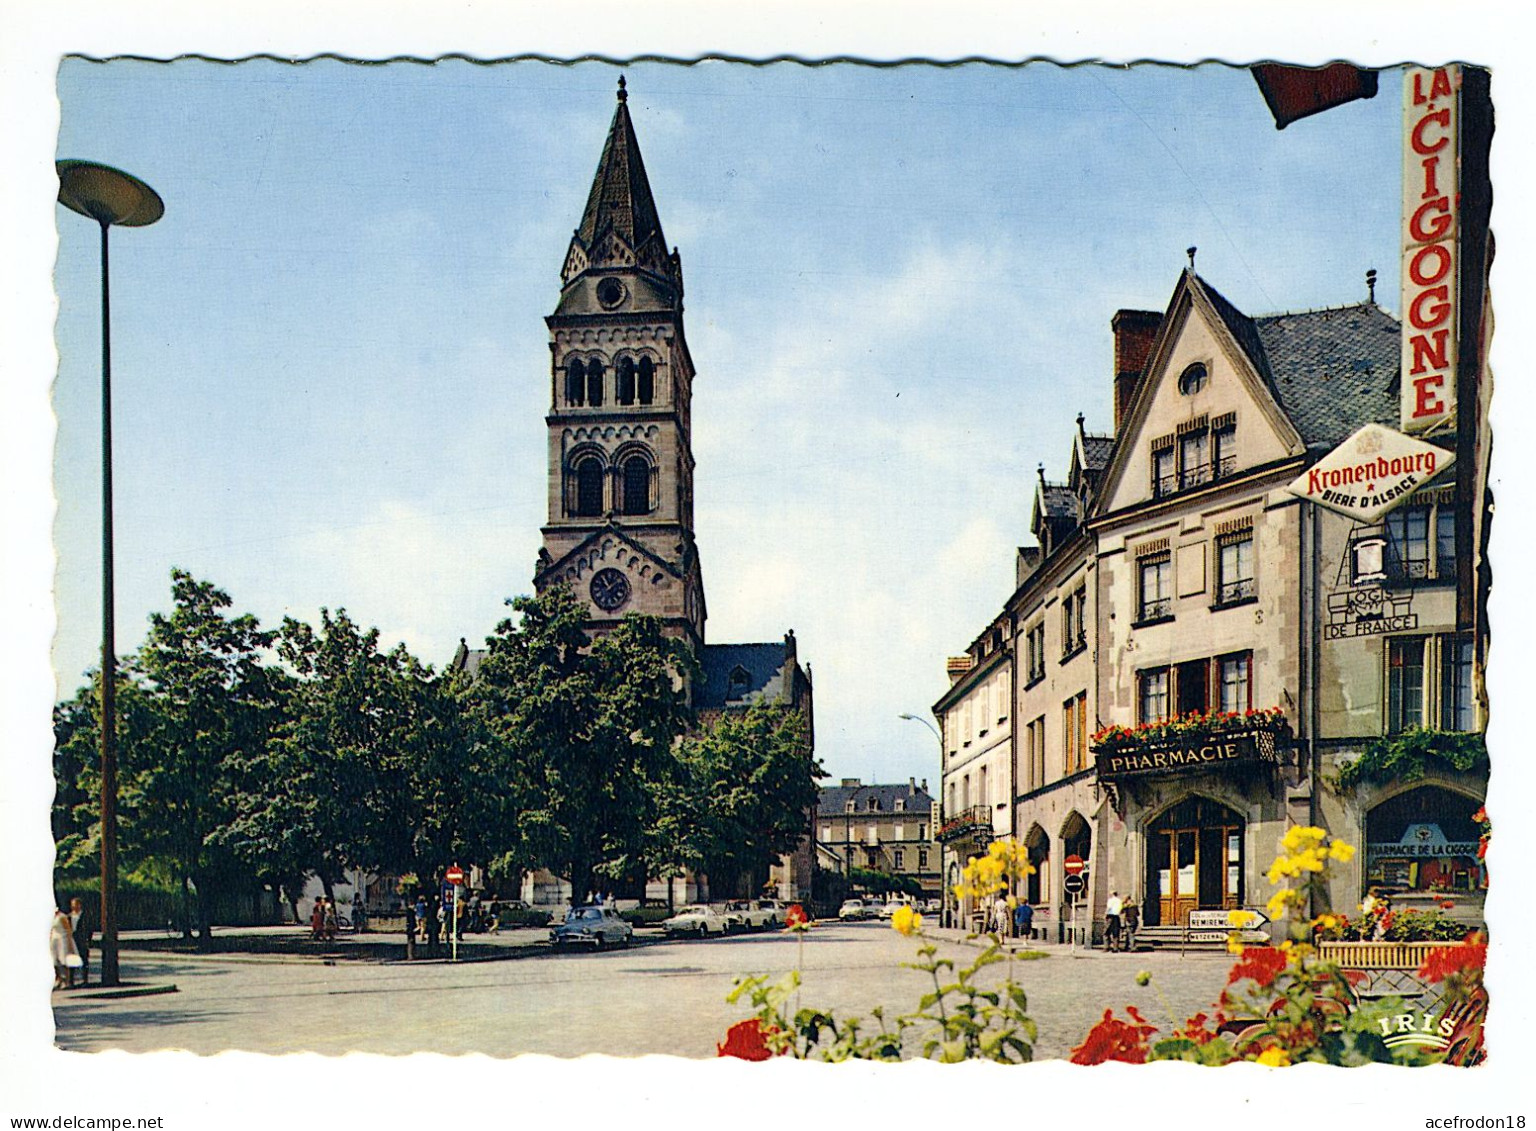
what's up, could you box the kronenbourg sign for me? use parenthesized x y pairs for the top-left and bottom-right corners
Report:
(1401, 64), (1460, 435)
(1286, 422), (1454, 523)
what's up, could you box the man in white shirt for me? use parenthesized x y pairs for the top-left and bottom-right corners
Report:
(1104, 891), (1124, 951)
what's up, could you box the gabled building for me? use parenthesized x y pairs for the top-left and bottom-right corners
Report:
(933, 262), (1486, 944)
(817, 778), (940, 897)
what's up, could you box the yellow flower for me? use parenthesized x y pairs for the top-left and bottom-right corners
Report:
(1327, 840), (1356, 863)
(891, 906), (923, 937)
(1227, 909), (1255, 928)
(1266, 888), (1301, 920)
(1255, 1047), (1291, 1067)
(1227, 936), (1246, 955)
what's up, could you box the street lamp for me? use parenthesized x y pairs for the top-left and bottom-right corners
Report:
(57, 159), (165, 987)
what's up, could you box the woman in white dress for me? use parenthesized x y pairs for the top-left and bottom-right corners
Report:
(50, 907), (80, 990)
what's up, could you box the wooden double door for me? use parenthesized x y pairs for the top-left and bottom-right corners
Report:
(1148, 799), (1244, 926)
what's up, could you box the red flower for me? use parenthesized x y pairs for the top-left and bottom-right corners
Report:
(1418, 935), (1488, 984)
(784, 904), (810, 929)
(1070, 1007), (1157, 1065)
(1438, 899), (1456, 910)
(717, 1018), (782, 1061)
(1227, 947), (1289, 989)
(1175, 1012), (1219, 1045)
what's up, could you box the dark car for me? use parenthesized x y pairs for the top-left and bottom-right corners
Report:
(550, 905), (634, 949)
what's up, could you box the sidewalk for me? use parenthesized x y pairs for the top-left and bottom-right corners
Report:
(114, 922), (569, 964)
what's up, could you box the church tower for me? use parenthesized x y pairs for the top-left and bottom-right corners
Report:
(534, 77), (706, 650)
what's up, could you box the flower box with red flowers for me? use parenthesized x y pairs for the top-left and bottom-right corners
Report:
(1092, 707), (1291, 781)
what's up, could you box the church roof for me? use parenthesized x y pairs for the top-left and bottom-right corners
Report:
(696, 641), (794, 711)
(576, 78), (667, 260)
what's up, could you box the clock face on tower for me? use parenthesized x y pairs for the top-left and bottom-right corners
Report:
(590, 568), (632, 612)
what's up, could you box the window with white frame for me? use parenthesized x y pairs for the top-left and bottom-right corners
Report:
(1218, 651), (1253, 713)
(1441, 634), (1476, 732)
(1138, 667), (1170, 725)
(1216, 532), (1255, 605)
(1138, 553), (1172, 622)
(1387, 637), (1426, 732)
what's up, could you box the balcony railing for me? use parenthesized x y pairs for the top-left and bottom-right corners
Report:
(935, 805), (993, 845)
(1137, 596), (1172, 622)
(1215, 577), (1256, 605)
(1152, 455), (1239, 499)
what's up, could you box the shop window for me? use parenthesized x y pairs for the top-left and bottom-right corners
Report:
(1218, 651), (1253, 714)
(1387, 636), (1427, 732)
(1365, 786), (1484, 897)
(1138, 553), (1172, 622)
(1215, 533), (1255, 605)
(1138, 667), (1170, 725)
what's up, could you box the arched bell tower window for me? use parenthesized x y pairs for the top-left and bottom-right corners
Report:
(638, 357), (655, 405)
(566, 359), (587, 407)
(574, 455), (605, 517)
(586, 360), (605, 407)
(616, 357), (636, 406)
(621, 453), (652, 515)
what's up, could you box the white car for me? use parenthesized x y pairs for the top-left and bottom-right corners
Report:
(880, 899), (915, 920)
(662, 904), (730, 938)
(723, 899), (777, 932)
(838, 899), (874, 921)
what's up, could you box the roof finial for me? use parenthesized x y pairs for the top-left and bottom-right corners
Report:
(1076, 412), (1086, 437)
(1186, 246), (1198, 271)
(617, 74), (628, 103)
(1366, 268), (1378, 303)
(1037, 462), (1046, 486)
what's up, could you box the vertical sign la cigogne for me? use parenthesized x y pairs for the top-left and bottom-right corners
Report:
(1401, 65), (1461, 434)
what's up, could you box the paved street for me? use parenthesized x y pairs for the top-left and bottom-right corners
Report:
(54, 922), (1235, 1059)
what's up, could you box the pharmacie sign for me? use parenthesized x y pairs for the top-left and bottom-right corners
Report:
(1366, 822), (1480, 861)
(1095, 732), (1279, 781)
(1286, 422), (1454, 523)
(1401, 65), (1461, 435)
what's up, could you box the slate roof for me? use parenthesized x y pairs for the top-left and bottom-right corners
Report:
(448, 640), (487, 679)
(1197, 273), (1401, 450)
(695, 642), (791, 711)
(576, 83), (666, 259)
(1253, 302), (1401, 449)
(1080, 434), (1115, 473)
(816, 781), (935, 819)
(1038, 483), (1079, 520)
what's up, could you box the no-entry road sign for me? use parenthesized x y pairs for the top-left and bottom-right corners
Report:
(1063, 854), (1086, 875)
(445, 865), (465, 885)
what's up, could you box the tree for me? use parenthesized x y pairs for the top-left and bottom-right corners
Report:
(470, 585), (695, 905)
(671, 702), (820, 898)
(124, 570), (285, 946)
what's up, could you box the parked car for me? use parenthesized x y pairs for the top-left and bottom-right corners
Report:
(550, 904), (633, 949)
(756, 898), (788, 926)
(662, 904), (731, 938)
(880, 898), (915, 920)
(838, 899), (875, 921)
(723, 899), (777, 932)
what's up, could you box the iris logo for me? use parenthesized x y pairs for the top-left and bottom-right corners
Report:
(1375, 1008), (1454, 1051)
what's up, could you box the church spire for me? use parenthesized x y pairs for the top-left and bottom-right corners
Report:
(569, 75), (669, 277)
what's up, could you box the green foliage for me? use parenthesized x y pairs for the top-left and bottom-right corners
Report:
(497, 906), (552, 928)
(727, 935), (1036, 1063)
(1337, 728), (1489, 790)
(847, 866), (922, 899)
(660, 702), (821, 897)
(468, 585), (697, 904)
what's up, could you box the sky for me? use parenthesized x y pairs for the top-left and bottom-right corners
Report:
(51, 59), (1406, 788)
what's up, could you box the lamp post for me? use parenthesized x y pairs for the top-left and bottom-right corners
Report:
(57, 160), (164, 988)
(898, 712), (943, 920)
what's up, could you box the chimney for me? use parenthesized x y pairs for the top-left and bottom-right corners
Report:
(946, 656), (974, 683)
(841, 777), (861, 788)
(1111, 309), (1162, 431)
(921, 778), (928, 792)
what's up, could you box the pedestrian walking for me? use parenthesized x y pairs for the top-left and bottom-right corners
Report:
(1013, 900), (1035, 941)
(50, 907), (81, 990)
(414, 895), (429, 943)
(323, 896), (339, 941)
(309, 897), (325, 941)
(1104, 891), (1124, 952)
(1121, 899), (1140, 953)
(426, 895), (442, 949)
(69, 897), (92, 987)
(992, 894), (1010, 937)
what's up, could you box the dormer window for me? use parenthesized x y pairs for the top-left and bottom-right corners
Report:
(728, 664), (751, 695)
(1178, 362), (1208, 395)
(845, 799), (855, 814)
(867, 798), (880, 812)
